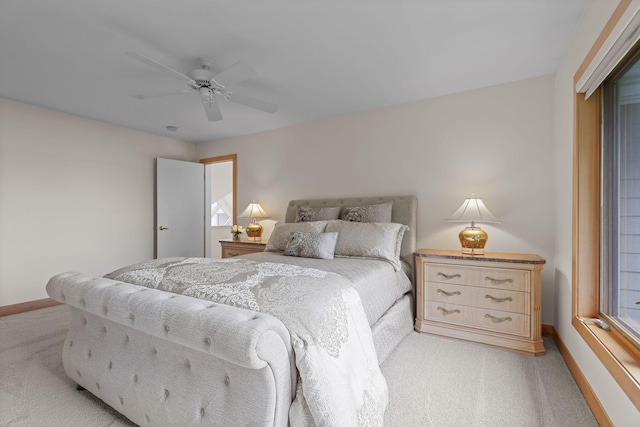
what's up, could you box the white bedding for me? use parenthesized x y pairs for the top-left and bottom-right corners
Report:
(241, 252), (413, 326)
(104, 257), (389, 427)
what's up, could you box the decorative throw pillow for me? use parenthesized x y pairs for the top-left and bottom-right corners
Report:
(265, 221), (328, 252)
(325, 220), (408, 270)
(283, 231), (338, 259)
(295, 206), (342, 222)
(340, 202), (393, 223)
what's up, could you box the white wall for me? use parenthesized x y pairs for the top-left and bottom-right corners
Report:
(196, 75), (557, 321)
(554, 0), (640, 424)
(0, 98), (196, 306)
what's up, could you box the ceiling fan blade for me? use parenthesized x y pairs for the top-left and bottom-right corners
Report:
(202, 99), (223, 121)
(125, 52), (194, 83)
(132, 88), (194, 99)
(227, 92), (278, 114)
(213, 61), (258, 85)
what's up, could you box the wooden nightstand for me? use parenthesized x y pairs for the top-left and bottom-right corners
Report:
(414, 249), (546, 356)
(219, 239), (267, 258)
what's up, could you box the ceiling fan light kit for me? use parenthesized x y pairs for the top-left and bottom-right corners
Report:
(125, 52), (278, 121)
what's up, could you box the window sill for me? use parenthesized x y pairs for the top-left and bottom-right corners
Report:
(572, 316), (640, 410)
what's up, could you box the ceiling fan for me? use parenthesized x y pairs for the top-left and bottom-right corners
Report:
(125, 52), (278, 121)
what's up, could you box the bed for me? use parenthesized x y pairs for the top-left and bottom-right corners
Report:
(46, 195), (417, 427)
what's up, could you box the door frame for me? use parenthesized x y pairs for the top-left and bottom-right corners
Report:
(200, 154), (238, 225)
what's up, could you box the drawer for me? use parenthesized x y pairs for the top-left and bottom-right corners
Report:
(424, 301), (531, 337)
(425, 282), (528, 314)
(222, 247), (258, 258)
(425, 264), (529, 292)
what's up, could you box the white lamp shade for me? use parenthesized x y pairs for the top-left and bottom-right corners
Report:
(446, 196), (500, 224)
(239, 202), (269, 219)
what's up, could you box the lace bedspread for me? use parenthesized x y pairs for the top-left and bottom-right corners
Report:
(104, 257), (388, 427)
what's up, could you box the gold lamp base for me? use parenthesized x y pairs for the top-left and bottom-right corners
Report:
(458, 226), (488, 255)
(246, 222), (263, 241)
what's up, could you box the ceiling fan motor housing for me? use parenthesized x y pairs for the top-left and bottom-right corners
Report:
(187, 69), (224, 91)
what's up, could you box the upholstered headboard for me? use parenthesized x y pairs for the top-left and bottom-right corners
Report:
(285, 195), (418, 265)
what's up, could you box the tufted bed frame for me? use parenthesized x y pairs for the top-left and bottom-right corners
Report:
(46, 195), (417, 427)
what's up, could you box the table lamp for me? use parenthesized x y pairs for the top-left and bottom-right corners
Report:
(240, 201), (269, 241)
(446, 194), (500, 255)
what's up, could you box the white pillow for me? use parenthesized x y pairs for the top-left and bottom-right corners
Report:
(283, 231), (338, 259)
(265, 221), (329, 252)
(325, 220), (408, 270)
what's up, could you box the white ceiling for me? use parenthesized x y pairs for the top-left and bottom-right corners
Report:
(0, 0), (587, 144)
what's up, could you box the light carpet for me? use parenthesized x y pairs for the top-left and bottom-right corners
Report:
(0, 305), (597, 426)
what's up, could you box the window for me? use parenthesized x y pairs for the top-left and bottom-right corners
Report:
(601, 55), (640, 346)
(211, 202), (231, 227)
(573, 1), (640, 412)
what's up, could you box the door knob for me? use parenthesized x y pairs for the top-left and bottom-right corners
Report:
(159, 226), (169, 230)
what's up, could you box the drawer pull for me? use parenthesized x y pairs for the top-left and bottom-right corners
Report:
(228, 252), (240, 257)
(484, 294), (513, 303)
(484, 276), (513, 285)
(437, 288), (461, 297)
(437, 272), (461, 280)
(437, 306), (461, 315)
(484, 313), (512, 323)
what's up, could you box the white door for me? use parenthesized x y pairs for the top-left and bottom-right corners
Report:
(156, 158), (211, 258)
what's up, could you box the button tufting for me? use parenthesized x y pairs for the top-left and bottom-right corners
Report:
(224, 375), (230, 385)
(129, 313), (135, 322)
(204, 337), (211, 346)
(81, 298), (86, 306)
(76, 370), (81, 378)
(119, 397), (124, 405)
(82, 318), (87, 326)
(133, 374), (138, 383)
(69, 341), (73, 347)
(164, 389), (170, 398)
(152, 347), (157, 355)
(145, 414), (150, 423)
(185, 360), (191, 369)
(101, 326), (107, 334)
(124, 335), (130, 345)
(200, 408), (205, 417)
(164, 324), (170, 333)
(87, 350), (91, 358)
(96, 382), (100, 390)
(108, 361), (113, 370)
(252, 314), (260, 320)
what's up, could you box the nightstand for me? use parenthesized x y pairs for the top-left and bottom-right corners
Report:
(414, 249), (546, 356)
(219, 239), (267, 258)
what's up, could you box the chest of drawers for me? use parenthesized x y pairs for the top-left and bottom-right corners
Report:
(415, 249), (546, 356)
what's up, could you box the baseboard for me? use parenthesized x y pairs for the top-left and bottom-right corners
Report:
(544, 324), (613, 427)
(0, 298), (61, 317)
